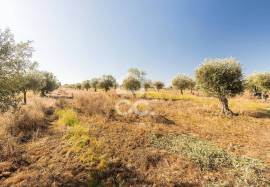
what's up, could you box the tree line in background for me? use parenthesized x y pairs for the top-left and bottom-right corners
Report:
(1, 29), (270, 115)
(70, 59), (270, 116)
(0, 29), (60, 111)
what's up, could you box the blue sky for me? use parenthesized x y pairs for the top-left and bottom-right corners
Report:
(1, 0), (270, 84)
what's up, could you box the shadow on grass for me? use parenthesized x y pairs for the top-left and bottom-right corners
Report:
(88, 161), (198, 187)
(247, 109), (270, 119)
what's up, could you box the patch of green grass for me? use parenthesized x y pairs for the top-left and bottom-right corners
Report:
(150, 134), (269, 186)
(57, 108), (108, 170)
(56, 109), (79, 126)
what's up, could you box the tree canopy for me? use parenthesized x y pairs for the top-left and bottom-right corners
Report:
(246, 73), (270, 94)
(172, 74), (195, 94)
(196, 57), (244, 115)
(153, 81), (164, 91)
(98, 75), (116, 92)
(123, 77), (141, 95)
(0, 29), (35, 111)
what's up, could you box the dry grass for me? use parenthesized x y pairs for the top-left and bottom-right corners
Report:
(4, 97), (56, 143)
(71, 91), (115, 117)
(1, 89), (270, 186)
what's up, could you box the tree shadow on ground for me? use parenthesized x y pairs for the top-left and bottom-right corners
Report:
(247, 109), (270, 119)
(88, 161), (198, 187)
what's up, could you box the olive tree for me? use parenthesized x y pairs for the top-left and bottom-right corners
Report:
(144, 80), (152, 91)
(20, 70), (45, 104)
(123, 77), (141, 96)
(98, 75), (116, 92)
(196, 58), (244, 115)
(82, 80), (91, 91)
(188, 79), (196, 94)
(127, 68), (146, 83)
(40, 71), (60, 96)
(90, 78), (99, 92)
(0, 29), (34, 111)
(246, 73), (270, 100)
(172, 75), (193, 95)
(153, 81), (164, 91)
(76, 83), (82, 90)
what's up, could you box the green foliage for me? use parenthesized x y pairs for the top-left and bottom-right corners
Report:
(144, 80), (152, 90)
(127, 68), (146, 83)
(90, 78), (99, 91)
(56, 109), (79, 126)
(98, 75), (116, 92)
(21, 70), (45, 92)
(82, 80), (91, 90)
(123, 77), (141, 93)
(40, 71), (60, 96)
(153, 81), (164, 91)
(75, 83), (82, 90)
(196, 58), (244, 98)
(246, 73), (270, 94)
(0, 29), (34, 111)
(172, 74), (195, 94)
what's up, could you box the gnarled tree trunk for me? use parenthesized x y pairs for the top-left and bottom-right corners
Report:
(218, 96), (237, 116)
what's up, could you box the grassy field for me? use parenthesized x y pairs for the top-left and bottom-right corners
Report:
(0, 88), (269, 186)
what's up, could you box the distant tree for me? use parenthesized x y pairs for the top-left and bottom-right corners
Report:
(172, 74), (192, 95)
(144, 80), (152, 91)
(40, 71), (60, 96)
(98, 75), (116, 92)
(0, 29), (35, 111)
(246, 73), (270, 101)
(90, 78), (99, 92)
(153, 81), (164, 91)
(188, 79), (196, 94)
(20, 70), (45, 104)
(196, 58), (244, 115)
(127, 68), (146, 83)
(82, 80), (91, 91)
(123, 77), (141, 96)
(76, 83), (82, 90)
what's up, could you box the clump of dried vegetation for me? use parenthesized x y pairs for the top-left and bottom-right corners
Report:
(71, 91), (115, 116)
(4, 97), (56, 143)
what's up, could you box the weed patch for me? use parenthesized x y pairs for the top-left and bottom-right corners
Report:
(150, 133), (269, 186)
(57, 109), (108, 170)
(56, 109), (79, 126)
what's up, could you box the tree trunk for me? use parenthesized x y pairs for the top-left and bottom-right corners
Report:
(219, 97), (236, 116)
(40, 90), (46, 97)
(131, 90), (136, 98)
(94, 87), (97, 92)
(23, 90), (27, 105)
(180, 89), (183, 95)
